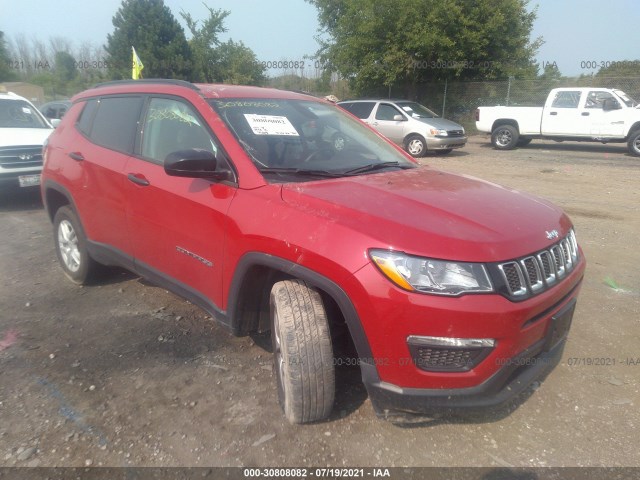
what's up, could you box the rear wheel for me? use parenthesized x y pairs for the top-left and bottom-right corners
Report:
(405, 134), (427, 158)
(270, 279), (335, 424)
(53, 206), (99, 284)
(491, 124), (519, 150)
(628, 129), (640, 157)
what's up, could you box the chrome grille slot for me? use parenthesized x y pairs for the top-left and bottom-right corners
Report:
(537, 251), (556, 285)
(498, 262), (527, 297)
(550, 245), (566, 278)
(521, 256), (543, 292)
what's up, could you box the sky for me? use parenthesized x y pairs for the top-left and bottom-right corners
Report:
(1, 0), (639, 78)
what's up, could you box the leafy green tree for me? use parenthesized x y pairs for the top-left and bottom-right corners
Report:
(215, 40), (266, 85)
(106, 0), (192, 79)
(180, 5), (265, 85)
(307, 0), (541, 96)
(0, 31), (17, 82)
(180, 4), (229, 82)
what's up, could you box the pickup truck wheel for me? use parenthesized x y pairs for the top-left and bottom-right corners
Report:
(517, 138), (532, 147)
(628, 130), (640, 157)
(491, 125), (519, 150)
(270, 279), (335, 424)
(405, 134), (427, 157)
(53, 206), (99, 285)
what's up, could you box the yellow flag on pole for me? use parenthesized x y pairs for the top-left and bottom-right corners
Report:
(132, 47), (144, 79)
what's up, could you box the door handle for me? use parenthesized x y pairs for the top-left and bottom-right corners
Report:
(550, 112), (557, 116)
(581, 112), (590, 116)
(68, 152), (84, 161)
(127, 173), (150, 186)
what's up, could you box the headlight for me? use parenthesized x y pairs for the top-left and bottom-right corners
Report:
(429, 128), (448, 136)
(369, 249), (494, 296)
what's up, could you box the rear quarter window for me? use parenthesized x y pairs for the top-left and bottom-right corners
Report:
(86, 96), (144, 153)
(76, 99), (98, 136)
(340, 102), (376, 119)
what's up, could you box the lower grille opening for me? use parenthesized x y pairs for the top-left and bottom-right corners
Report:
(407, 344), (493, 372)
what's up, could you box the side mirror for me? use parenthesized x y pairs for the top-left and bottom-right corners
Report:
(393, 114), (405, 121)
(602, 98), (621, 111)
(50, 118), (61, 128)
(164, 148), (229, 181)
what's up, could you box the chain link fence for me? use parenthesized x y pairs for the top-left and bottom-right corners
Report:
(408, 76), (640, 134)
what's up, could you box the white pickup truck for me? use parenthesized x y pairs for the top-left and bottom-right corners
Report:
(475, 88), (640, 156)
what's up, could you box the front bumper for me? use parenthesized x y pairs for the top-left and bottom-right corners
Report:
(351, 254), (584, 418)
(426, 135), (467, 150)
(364, 329), (566, 419)
(0, 168), (42, 188)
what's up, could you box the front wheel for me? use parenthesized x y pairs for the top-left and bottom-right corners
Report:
(491, 124), (519, 150)
(53, 206), (99, 284)
(628, 130), (640, 157)
(405, 134), (427, 158)
(270, 279), (335, 424)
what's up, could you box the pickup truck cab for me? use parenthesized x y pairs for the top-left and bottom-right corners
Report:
(476, 88), (640, 156)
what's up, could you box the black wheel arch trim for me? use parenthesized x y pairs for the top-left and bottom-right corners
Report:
(42, 180), (80, 223)
(228, 252), (377, 368)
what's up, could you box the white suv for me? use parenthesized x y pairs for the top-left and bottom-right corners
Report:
(0, 90), (53, 189)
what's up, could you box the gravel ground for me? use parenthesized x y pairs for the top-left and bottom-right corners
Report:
(0, 136), (638, 469)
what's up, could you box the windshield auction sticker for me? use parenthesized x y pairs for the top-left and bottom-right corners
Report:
(244, 114), (299, 136)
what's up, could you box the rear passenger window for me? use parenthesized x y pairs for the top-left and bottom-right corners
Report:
(76, 99), (98, 135)
(340, 102), (376, 119)
(88, 96), (144, 153)
(551, 91), (581, 109)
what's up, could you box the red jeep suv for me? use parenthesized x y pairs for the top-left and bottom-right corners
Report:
(41, 80), (585, 423)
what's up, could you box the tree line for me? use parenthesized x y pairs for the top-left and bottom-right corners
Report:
(1, 0), (639, 102)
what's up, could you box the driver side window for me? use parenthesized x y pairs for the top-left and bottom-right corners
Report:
(141, 97), (217, 164)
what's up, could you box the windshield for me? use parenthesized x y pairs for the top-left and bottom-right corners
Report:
(395, 101), (438, 119)
(210, 98), (415, 181)
(0, 99), (50, 128)
(613, 90), (637, 107)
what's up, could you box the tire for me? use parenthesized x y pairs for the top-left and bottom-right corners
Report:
(517, 138), (532, 147)
(53, 206), (99, 285)
(270, 279), (335, 424)
(405, 134), (427, 158)
(491, 124), (519, 150)
(628, 129), (640, 157)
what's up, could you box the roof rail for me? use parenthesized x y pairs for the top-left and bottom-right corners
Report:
(92, 79), (200, 91)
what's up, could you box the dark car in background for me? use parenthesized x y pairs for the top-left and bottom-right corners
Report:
(39, 100), (72, 126)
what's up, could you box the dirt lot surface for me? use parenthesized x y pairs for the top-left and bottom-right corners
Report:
(0, 136), (639, 469)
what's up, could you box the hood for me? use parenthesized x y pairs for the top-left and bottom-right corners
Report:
(412, 116), (463, 130)
(0, 128), (53, 148)
(281, 167), (572, 262)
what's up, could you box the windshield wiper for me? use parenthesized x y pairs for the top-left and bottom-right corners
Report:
(258, 167), (344, 178)
(343, 161), (412, 175)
